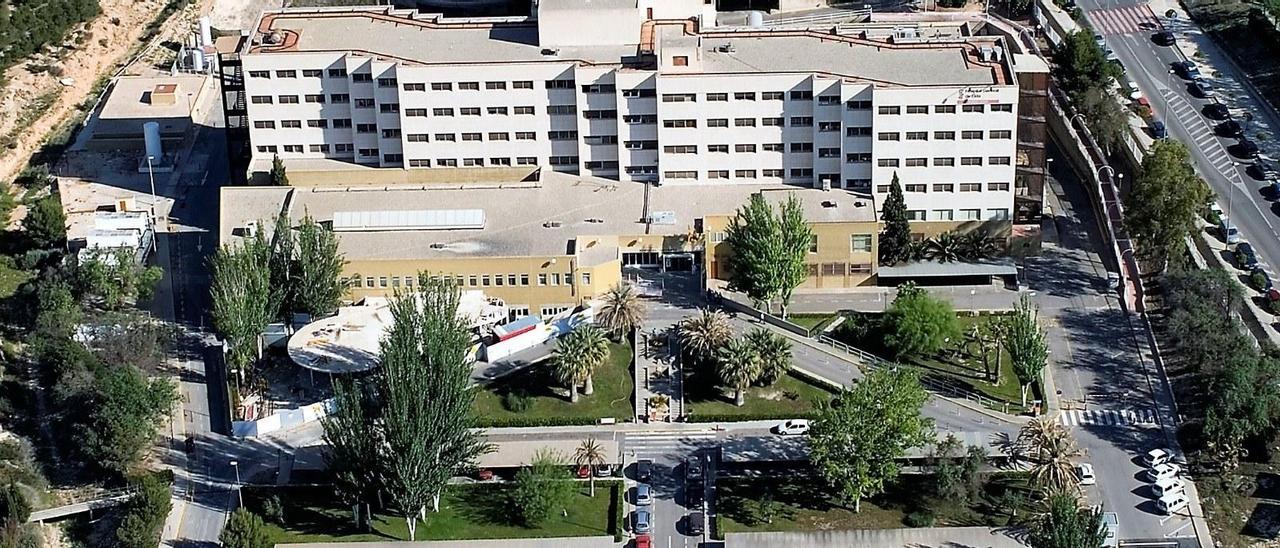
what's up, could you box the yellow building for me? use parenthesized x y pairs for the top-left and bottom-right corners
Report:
(218, 170), (881, 318)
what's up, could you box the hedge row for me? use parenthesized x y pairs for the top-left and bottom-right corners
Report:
(471, 415), (621, 428)
(686, 411), (820, 424)
(610, 481), (624, 542)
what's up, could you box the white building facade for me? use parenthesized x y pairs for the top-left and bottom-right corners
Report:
(236, 0), (1023, 222)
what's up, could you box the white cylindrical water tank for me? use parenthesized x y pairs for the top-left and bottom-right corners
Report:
(747, 11), (764, 27)
(143, 122), (163, 161)
(199, 16), (213, 47)
(191, 48), (206, 71)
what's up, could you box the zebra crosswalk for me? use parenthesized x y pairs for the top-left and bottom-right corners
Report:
(1057, 408), (1158, 427)
(623, 430), (718, 457)
(1087, 4), (1161, 36)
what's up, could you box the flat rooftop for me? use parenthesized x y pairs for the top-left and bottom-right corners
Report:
(248, 8), (1011, 87)
(219, 172), (877, 261)
(98, 75), (205, 120)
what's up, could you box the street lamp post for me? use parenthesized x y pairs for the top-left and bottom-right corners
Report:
(146, 155), (157, 222)
(230, 460), (243, 508)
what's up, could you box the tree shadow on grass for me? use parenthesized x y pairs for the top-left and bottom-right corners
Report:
(453, 484), (523, 528)
(485, 366), (570, 405)
(246, 486), (397, 540)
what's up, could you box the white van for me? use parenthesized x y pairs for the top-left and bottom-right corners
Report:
(1157, 492), (1189, 515)
(1101, 512), (1119, 548)
(1152, 476), (1186, 498)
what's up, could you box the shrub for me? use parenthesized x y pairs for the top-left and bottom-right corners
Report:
(501, 391), (532, 412)
(905, 510), (936, 527)
(1250, 270), (1270, 291)
(261, 494), (284, 524)
(471, 415), (603, 428)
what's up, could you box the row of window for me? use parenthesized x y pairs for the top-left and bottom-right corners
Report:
(351, 271), (587, 289)
(877, 130), (1013, 141)
(878, 103), (1013, 115)
(876, 182), (1012, 193)
(874, 156), (1012, 167)
(246, 71), (581, 92)
(906, 209), (1012, 221)
(660, 90), (835, 103)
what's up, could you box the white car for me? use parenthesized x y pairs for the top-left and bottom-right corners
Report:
(773, 419), (811, 435)
(1144, 448), (1171, 467)
(1145, 463), (1181, 483)
(1152, 476), (1186, 498)
(1157, 492), (1189, 515)
(635, 483), (653, 506)
(1076, 463), (1096, 485)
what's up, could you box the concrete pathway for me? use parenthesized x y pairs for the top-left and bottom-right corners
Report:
(726, 526), (1026, 548)
(277, 537), (615, 548)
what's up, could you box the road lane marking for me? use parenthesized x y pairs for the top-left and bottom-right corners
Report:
(1164, 519), (1195, 537)
(1056, 408), (1157, 426)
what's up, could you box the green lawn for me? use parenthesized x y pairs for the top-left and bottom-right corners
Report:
(786, 314), (834, 333)
(471, 342), (634, 426)
(685, 369), (837, 421)
(244, 482), (618, 543)
(0, 259), (31, 299)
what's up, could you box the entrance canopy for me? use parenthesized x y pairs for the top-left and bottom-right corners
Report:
(877, 259), (1017, 285)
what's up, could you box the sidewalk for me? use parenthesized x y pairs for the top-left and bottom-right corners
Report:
(726, 526), (1025, 548)
(278, 538), (616, 548)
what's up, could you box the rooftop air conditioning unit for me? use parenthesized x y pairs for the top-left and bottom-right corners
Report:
(541, 48), (559, 56)
(716, 44), (736, 53)
(543, 221), (562, 228)
(429, 243), (447, 249)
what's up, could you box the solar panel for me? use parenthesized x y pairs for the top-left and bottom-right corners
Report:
(332, 209), (486, 232)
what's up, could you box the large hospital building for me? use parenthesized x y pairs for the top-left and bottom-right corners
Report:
(217, 0), (1049, 314)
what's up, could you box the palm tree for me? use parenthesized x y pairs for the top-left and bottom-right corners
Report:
(977, 316), (1008, 383)
(903, 238), (929, 262)
(745, 328), (793, 386)
(716, 336), (762, 406)
(959, 231), (1001, 261)
(678, 309), (733, 366)
(597, 282), (646, 341)
(927, 231), (962, 263)
(551, 325), (609, 402)
(1016, 418), (1082, 494)
(573, 438), (609, 497)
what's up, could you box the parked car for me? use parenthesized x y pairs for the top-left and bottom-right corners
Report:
(1266, 288), (1280, 314)
(1157, 492), (1190, 515)
(1094, 33), (1107, 48)
(1077, 463), (1097, 486)
(1251, 266), (1273, 291)
(1220, 218), (1242, 244)
(1253, 157), (1280, 181)
(1237, 138), (1261, 159)
(1218, 119), (1244, 137)
(477, 468), (495, 481)
(635, 459), (652, 482)
(1102, 512), (1120, 547)
(1144, 448), (1172, 467)
(1152, 476), (1187, 498)
(1153, 30), (1176, 46)
(685, 482), (704, 508)
(635, 483), (653, 506)
(634, 534), (652, 548)
(594, 464), (613, 478)
(688, 512), (705, 535)
(1192, 78), (1215, 98)
(633, 509), (652, 533)
(1236, 242), (1259, 268)
(773, 419), (811, 435)
(1205, 102), (1230, 120)
(1268, 177), (1280, 199)
(1150, 120), (1167, 139)
(1173, 60), (1199, 78)
(1146, 463), (1182, 483)
(685, 457), (704, 482)
(576, 465), (592, 479)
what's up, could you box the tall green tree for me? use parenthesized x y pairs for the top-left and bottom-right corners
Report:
(1052, 31), (1120, 101)
(511, 449), (576, 526)
(745, 327), (792, 386)
(882, 282), (961, 359)
(378, 277), (491, 539)
(716, 336), (762, 406)
(221, 508), (273, 548)
(1204, 353), (1280, 469)
(210, 227), (273, 376)
(115, 474), (171, 548)
(292, 214), (348, 317)
(1006, 294), (1048, 407)
(776, 194), (815, 319)
(270, 154), (289, 186)
(267, 213), (295, 318)
(1123, 140), (1211, 269)
(321, 379), (383, 529)
(678, 309), (733, 367)
(573, 438), (608, 497)
(76, 367), (176, 475)
(1027, 492), (1107, 548)
(1077, 87), (1129, 156)
(72, 248), (163, 310)
(809, 368), (933, 511)
(22, 194), (66, 250)
(725, 193), (779, 308)
(878, 174), (911, 266)
(596, 282), (645, 340)
(1016, 418), (1082, 494)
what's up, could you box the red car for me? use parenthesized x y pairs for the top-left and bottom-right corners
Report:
(634, 534), (652, 548)
(477, 469), (494, 481)
(575, 465), (592, 479)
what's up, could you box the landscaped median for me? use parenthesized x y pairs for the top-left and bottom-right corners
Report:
(684, 370), (836, 423)
(243, 481), (622, 543)
(470, 342), (635, 427)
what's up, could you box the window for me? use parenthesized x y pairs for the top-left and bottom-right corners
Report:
(513, 81), (534, 89)
(458, 82), (480, 90)
(431, 82), (452, 91)
(434, 133), (456, 141)
(988, 208), (1011, 220)
(736, 170), (757, 178)
(846, 152), (871, 163)
(407, 134), (429, 142)
(933, 183), (955, 192)
(330, 93), (350, 103)
(708, 170), (730, 179)
(463, 158), (484, 167)
(790, 168), (813, 178)
(877, 132), (900, 141)
(625, 165), (658, 175)
(250, 95), (272, 104)
(548, 130), (578, 140)
(248, 70), (269, 78)
(762, 91), (784, 100)
(256, 146), (277, 153)
(762, 117), (784, 127)
(878, 158), (899, 167)
(358, 148), (379, 157)
(485, 81), (507, 90)
(932, 209), (954, 221)
(851, 234), (872, 252)
(878, 106), (900, 115)
(582, 83), (615, 93)
(789, 90), (812, 100)
(624, 114), (657, 124)
(734, 92), (756, 100)
(906, 210), (927, 221)
(961, 156), (983, 166)
(275, 70), (297, 78)
(584, 160), (616, 169)
(790, 142), (813, 153)
(707, 118), (729, 127)
(462, 133), (482, 141)
(809, 234), (819, 253)
(377, 77), (397, 87)
(433, 108), (454, 117)
(905, 158), (927, 167)
(280, 120), (301, 128)
(960, 209), (981, 220)
(989, 156), (1012, 165)
(625, 140), (658, 150)
(817, 147), (839, 158)
(707, 93), (729, 101)
(334, 143), (354, 152)
(818, 95), (841, 105)
(517, 157), (537, 165)
(514, 106), (535, 115)
(934, 157), (954, 167)
(403, 82), (426, 91)
(846, 126), (872, 136)
(734, 118), (756, 127)
(383, 153), (403, 163)
(934, 131), (955, 140)
(905, 183), (927, 192)
(764, 143), (785, 152)
(381, 128), (401, 138)
(253, 121), (275, 129)
(460, 107), (480, 116)
(790, 116), (813, 127)
(960, 182), (982, 192)
(847, 179), (871, 191)
(990, 130), (1013, 139)
(622, 88), (655, 97)
(489, 132), (510, 141)
(328, 68), (347, 78)
(549, 155), (579, 165)
(438, 158), (458, 167)
(545, 79), (575, 89)
(988, 182), (1011, 191)
(707, 144), (729, 153)
(672, 56), (689, 66)
(354, 98), (375, 108)
(906, 105), (928, 114)
(664, 171), (697, 179)
(991, 103), (1013, 112)
(350, 72), (373, 83)
(663, 145), (697, 154)
(583, 109), (617, 119)
(405, 108), (428, 117)
(304, 94), (325, 104)
(935, 104), (956, 114)
(903, 131), (928, 141)
(519, 274), (530, 286)
(664, 119), (697, 128)
(846, 99), (871, 110)
(662, 93), (696, 102)
(515, 132), (536, 140)
(958, 130), (984, 140)
(379, 103), (400, 113)
(306, 119), (327, 128)
(487, 107), (508, 115)
(962, 104), (985, 113)
(735, 144), (756, 153)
